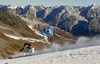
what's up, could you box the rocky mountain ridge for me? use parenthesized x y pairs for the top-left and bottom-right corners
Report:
(0, 3), (100, 36)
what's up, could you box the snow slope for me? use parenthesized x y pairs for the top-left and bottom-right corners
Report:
(0, 44), (100, 64)
(0, 36), (100, 64)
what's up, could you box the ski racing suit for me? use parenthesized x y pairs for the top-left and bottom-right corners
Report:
(20, 44), (33, 53)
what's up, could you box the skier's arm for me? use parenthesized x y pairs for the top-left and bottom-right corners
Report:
(20, 45), (28, 52)
(20, 47), (24, 52)
(24, 45), (28, 49)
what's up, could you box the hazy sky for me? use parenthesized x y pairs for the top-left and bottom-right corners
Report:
(0, 0), (100, 7)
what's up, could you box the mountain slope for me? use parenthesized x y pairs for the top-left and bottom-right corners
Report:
(0, 10), (43, 59)
(0, 10), (77, 59)
(20, 16), (77, 44)
(0, 10), (41, 39)
(0, 32), (24, 59)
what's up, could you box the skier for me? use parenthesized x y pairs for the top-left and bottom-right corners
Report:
(20, 43), (34, 53)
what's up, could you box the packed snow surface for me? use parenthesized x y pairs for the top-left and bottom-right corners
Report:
(0, 45), (100, 64)
(0, 36), (100, 64)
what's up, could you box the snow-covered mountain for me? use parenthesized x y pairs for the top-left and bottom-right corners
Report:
(7, 4), (17, 9)
(0, 3), (100, 36)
